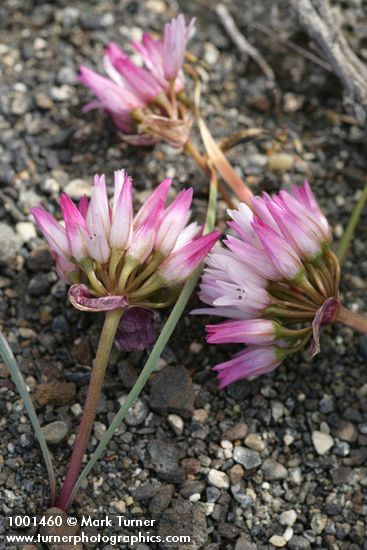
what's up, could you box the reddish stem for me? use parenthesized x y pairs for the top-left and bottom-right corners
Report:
(336, 305), (367, 334)
(55, 309), (123, 511)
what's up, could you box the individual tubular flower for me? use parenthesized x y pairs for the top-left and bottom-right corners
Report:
(79, 14), (195, 148)
(32, 170), (219, 349)
(195, 180), (341, 388)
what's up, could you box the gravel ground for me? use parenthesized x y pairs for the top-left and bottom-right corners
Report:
(0, 1), (367, 549)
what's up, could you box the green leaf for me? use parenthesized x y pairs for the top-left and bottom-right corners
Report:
(67, 171), (219, 508)
(0, 330), (56, 503)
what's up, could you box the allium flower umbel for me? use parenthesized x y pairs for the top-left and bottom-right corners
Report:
(79, 15), (195, 148)
(32, 171), (219, 347)
(195, 181), (340, 388)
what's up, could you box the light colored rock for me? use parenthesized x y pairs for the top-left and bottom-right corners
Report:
(245, 433), (265, 452)
(121, 397), (148, 426)
(310, 513), (328, 534)
(207, 469), (229, 489)
(268, 153), (294, 172)
(64, 178), (91, 199)
(279, 509), (297, 527)
(271, 401), (285, 422)
(269, 534), (286, 547)
(114, 500), (126, 513)
(41, 421), (68, 444)
(204, 42), (220, 65)
(94, 421), (107, 441)
(289, 467), (302, 484)
(0, 223), (22, 263)
(168, 414), (184, 436)
(283, 527), (293, 541)
(71, 403), (83, 417)
(312, 430), (334, 455)
(15, 222), (36, 242)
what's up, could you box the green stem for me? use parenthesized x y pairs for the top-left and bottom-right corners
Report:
(55, 309), (123, 511)
(337, 180), (367, 265)
(0, 331), (56, 504)
(67, 169), (219, 510)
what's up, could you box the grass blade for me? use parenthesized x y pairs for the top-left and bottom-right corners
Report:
(0, 330), (56, 503)
(337, 180), (367, 265)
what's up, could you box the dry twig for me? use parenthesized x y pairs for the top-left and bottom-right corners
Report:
(248, 20), (332, 72)
(215, 3), (275, 85)
(290, 0), (367, 123)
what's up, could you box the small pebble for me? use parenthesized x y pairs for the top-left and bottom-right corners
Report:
(262, 459), (288, 480)
(233, 447), (261, 469)
(245, 433), (265, 452)
(312, 430), (334, 455)
(168, 414), (184, 436)
(269, 534), (286, 547)
(41, 421), (68, 444)
(207, 469), (229, 489)
(15, 222), (37, 242)
(279, 509), (297, 527)
(64, 178), (91, 199)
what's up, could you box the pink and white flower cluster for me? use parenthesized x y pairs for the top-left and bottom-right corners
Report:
(79, 15), (195, 147)
(32, 171), (219, 313)
(196, 181), (339, 389)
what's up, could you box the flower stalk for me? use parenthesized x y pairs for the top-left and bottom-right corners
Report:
(55, 308), (123, 511)
(64, 167), (219, 511)
(336, 306), (367, 334)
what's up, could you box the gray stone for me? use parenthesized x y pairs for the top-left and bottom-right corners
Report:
(26, 247), (53, 271)
(133, 482), (159, 503)
(233, 447), (261, 469)
(180, 480), (205, 499)
(28, 273), (51, 296)
(149, 484), (174, 515)
(222, 422), (248, 441)
(0, 223), (22, 264)
(149, 365), (195, 419)
(119, 396), (149, 426)
(146, 440), (185, 484)
(310, 513), (328, 534)
(261, 459), (288, 480)
(231, 481), (253, 508)
(234, 537), (257, 550)
(269, 535), (286, 547)
(288, 536), (311, 550)
(158, 501), (208, 549)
